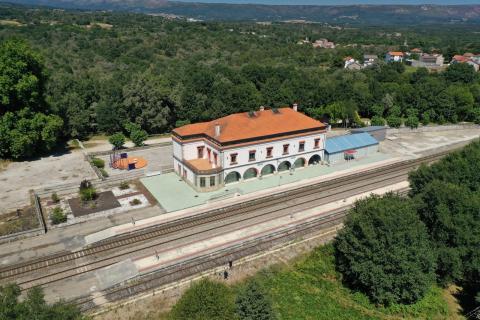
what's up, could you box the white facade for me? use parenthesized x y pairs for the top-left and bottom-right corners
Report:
(173, 132), (326, 191)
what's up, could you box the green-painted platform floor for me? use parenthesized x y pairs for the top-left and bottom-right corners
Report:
(141, 153), (391, 213)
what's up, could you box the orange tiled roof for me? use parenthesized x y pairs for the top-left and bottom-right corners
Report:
(453, 55), (469, 62)
(173, 108), (326, 145)
(388, 51), (404, 56)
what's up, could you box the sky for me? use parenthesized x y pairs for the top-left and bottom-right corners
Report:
(174, 0), (480, 4)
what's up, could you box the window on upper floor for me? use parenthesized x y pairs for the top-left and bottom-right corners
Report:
(314, 138), (320, 149)
(230, 153), (238, 165)
(200, 177), (206, 187)
(283, 144), (289, 155)
(210, 176), (215, 187)
(266, 147), (273, 158)
(299, 141), (305, 152)
(197, 146), (204, 158)
(249, 150), (256, 162)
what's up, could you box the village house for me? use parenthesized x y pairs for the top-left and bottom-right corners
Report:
(363, 54), (378, 67)
(385, 51), (404, 63)
(312, 38), (336, 49)
(450, 53), (480, 72)
(410, 53), (445, 69)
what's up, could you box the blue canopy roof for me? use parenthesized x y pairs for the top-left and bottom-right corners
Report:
(325, 133), (378, 154)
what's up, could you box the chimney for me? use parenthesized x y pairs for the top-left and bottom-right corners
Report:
(259, 106), (265, 111)
(292, 103), (298, 112)
(214, 123), (221, 137)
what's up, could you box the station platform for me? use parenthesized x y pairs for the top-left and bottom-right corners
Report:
(141, 152), (393, 213)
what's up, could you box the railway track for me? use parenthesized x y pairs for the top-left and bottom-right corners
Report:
(0, 149), (452, 292)
(3, 169), (408, 290)
(76, 191), (412, 313)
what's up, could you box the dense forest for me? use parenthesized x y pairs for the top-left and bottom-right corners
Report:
(0, 3), (480, 158)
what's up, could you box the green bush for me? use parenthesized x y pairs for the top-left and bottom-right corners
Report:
(51, 193), (60, 203)
(80, 188), (96, 202)
(99, 168), (109, 178)
(370, 116), (385, 126)
(129, 198), (141, 206)
(50, 207), (67, 225)
(130, 128), (148, 147)
(386, 115), (402, 128)
(405, 116), (419, 129)
(236, 280), (276, 320)
(119, 181), (130, 190)
(170, 279), (236, 320)
(334, 194), (436, 305)
(91, 157), (105, 168)
(108, 132), (126, 150)
(79, 179), (96, 201)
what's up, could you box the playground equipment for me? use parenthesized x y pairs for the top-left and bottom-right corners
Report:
(110, 151), (148, 170)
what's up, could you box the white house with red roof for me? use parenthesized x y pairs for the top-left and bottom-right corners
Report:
(450, 54), (480, 72)
(385, 51), (404, 63)
(172, 105), (327, 192)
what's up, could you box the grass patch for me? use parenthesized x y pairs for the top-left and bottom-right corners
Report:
(252, 245), (454, 320)
(0, 206), (39, 236)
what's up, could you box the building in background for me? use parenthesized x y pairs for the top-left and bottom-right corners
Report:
(410, 53), (445, 70)
(313, 38), (336, 49)
(363, 54), (379, 67)
(450, 53), (480, 72)
(172, 106), (327, 192)
(385, 51), (404, 63)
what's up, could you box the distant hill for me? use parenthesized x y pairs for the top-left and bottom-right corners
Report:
(5, 0), (480, 24)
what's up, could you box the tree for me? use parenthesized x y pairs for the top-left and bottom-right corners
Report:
(0, 284), (84, 320)
(370, 116), (385, 126)
(236, 280), (276, 320)
(170, 279), (236, 320)
(386, 115), (402, 128)
(0, 39), (46, 114)
(125, 122), (148, 147)
(444, 63), (476, 84)
(108, 132), (125, 150)
(405, 108), (419, 129)
(414, 181), (480, 286)
(129, 129), (148, 147)
(0, 40), (63, 159)
(334, 194), (436, 305)
(122, 73), (172, 133)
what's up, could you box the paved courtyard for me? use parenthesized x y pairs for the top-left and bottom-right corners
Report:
(141, 152), (391, 213)
(381, 128), (480, 156)
(0, 149), (96, 212)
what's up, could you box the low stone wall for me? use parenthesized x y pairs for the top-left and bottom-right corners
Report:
(88, 141), (172, 157)
(387, 123), (480, 136)
(0, 191), (46, 245)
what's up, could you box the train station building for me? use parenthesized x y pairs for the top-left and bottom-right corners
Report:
(172, 105), (328, 192)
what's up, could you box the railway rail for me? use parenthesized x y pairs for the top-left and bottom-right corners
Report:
(77, 191), (411, 313)
(0, 149), (454, 296)
(3, 169), (407, 290)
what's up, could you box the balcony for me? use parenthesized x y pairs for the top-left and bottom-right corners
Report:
(185, 158), (223, 175)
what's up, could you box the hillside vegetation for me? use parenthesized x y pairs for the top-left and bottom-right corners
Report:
(6, 1), (480, 24)
(1, 3), (480, 158)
